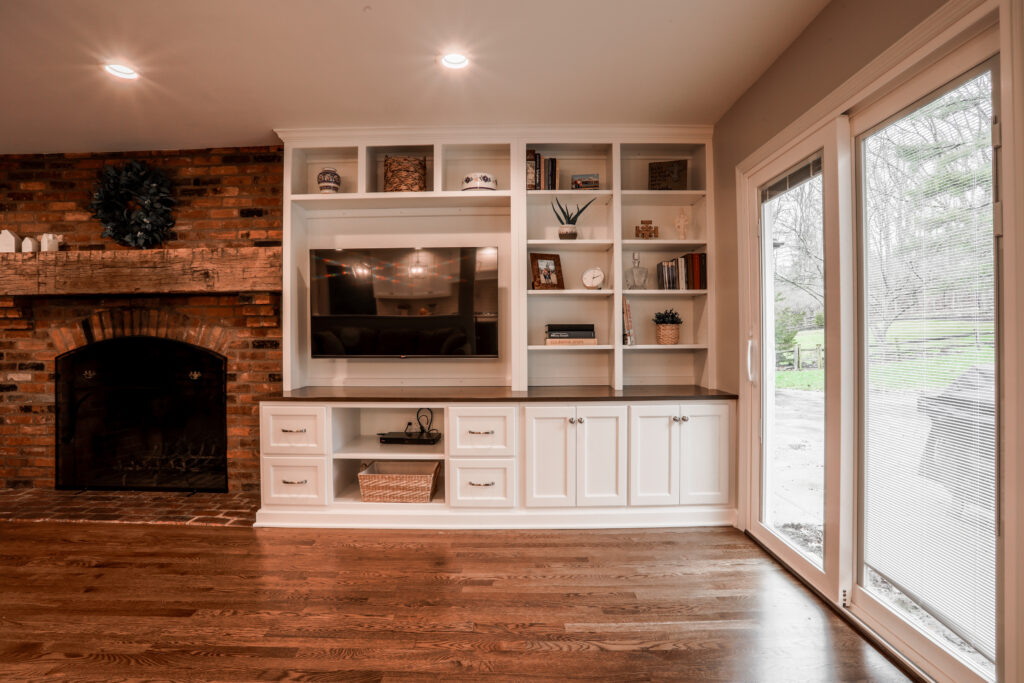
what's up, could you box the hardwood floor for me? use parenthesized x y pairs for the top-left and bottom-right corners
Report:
(0, 523), (909, 682)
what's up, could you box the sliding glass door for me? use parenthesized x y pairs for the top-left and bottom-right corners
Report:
(760, 155), (827, 569)
(857, 63), (996, 680)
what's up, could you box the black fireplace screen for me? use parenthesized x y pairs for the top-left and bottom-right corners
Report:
(56, 336), (227, 492)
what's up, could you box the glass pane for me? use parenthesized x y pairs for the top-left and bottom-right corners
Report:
(861, 70), (995, 678)
(760, 156), (826, 567)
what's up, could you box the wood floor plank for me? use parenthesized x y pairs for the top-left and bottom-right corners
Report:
(0, 522), (910, 681)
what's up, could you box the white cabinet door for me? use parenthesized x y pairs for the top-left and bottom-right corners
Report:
(524, 406), (576, 507)
(629, 404), (680, 506)
(576, 405), (627, 507)
(679, 402), (731, 505)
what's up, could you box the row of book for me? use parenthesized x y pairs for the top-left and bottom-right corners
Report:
(544, 323), (597, 346)
(526, 150), (560, 190)
(656, 253), (707, 290)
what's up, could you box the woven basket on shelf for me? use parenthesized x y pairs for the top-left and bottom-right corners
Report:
(383, 155), (427, 192)
(655, 323), (681, 345)
(357, 460), (439, 503)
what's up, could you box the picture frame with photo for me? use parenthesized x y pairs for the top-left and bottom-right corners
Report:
(530, 253), (564, 290)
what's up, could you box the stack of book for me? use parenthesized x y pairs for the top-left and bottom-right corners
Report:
(545, 323), (596, 345)
(656, 252), (707, 290)
(526, 150), (560, 190)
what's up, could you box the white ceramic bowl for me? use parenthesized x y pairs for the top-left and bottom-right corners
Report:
(461, 171), (497, 191)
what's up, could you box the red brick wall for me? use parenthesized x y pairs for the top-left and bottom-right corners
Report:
(0, 147), (284, 490)
(0, 146), (282, 249)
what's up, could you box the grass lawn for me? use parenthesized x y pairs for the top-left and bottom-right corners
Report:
(775, 321), (994, 392)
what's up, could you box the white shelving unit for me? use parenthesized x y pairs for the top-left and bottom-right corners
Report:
(275, 126), (714, 392)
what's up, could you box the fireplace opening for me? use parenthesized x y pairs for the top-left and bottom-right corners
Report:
(55, 336), (228, 492)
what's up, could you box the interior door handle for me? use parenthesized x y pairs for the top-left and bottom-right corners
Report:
(746, 338), (756, 383)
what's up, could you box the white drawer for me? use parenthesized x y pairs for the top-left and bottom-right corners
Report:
(449, 457), (515, 508)
(261, 457), (327, 506)
(448, 406), (516, 456)
(261, 405), (328, 455)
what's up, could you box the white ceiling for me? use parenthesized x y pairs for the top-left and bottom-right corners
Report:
(0, 0), (830, 154)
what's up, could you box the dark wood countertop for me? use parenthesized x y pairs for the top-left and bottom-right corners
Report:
(263, 385), (738, 403)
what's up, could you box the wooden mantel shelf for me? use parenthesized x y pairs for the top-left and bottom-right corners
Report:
(0, 247), (281, 296)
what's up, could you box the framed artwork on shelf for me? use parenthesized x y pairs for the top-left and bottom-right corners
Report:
(530, 253), (564, 290)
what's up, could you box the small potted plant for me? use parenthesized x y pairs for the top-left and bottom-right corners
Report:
(653, 308), (682, 345)
(552, 197), (597, 240)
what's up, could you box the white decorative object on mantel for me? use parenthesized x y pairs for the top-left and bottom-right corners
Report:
(40, 233), (63, 252)
(0, 230), (21, 252)
(21, 236), (39, 253)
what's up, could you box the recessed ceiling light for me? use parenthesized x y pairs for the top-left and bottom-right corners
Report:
(440, 53), (469, 69)
(104, 63), (139, 80)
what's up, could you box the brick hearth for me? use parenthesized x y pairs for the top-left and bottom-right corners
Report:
(0, 146), (285, 493)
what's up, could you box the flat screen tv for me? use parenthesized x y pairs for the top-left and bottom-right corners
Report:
(309, 247), (499, 358)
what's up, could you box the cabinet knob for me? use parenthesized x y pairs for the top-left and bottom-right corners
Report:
(577, 417), (585, 423)
(672, 416), (680, 422)
(568, 417), (576, 424)
(680, 415), (690, 422)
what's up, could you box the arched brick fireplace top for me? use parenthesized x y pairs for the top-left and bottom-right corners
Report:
(50, 307), (230, 357)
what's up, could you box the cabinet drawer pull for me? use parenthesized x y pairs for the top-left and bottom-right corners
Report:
(281, 427), (307, 433)
(282, 479), (308, 485)
(468, 481), (496, 487)
(468, 429), (495, 435)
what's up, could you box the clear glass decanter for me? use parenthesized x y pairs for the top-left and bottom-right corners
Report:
(627, 252), (648, 290)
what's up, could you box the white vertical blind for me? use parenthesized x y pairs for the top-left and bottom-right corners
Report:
(861, 69), (995, 671)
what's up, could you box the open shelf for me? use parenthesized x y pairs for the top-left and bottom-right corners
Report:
(335, 435), (445, 460)
(528, 289), (613, 297)
(623, 289), (707, 296)
(621, 239), (705, 252)
(623, 344), (709, 351)
(335, 482), (446, 505)
(621, 190), (706, 206)
(528, 344), (614, 351)
(527, 239), (613, 252)
(291, 190), (511, 210)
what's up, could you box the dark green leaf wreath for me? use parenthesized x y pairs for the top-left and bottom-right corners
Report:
(88, 161), (176, 249)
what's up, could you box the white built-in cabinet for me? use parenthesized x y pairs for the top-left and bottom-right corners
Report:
(524, 405), (627, 507)
(629, 403), (729, 506)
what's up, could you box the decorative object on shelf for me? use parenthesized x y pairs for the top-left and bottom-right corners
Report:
(552, 196), (597, 240)
(88, 160), (176, 249)
(635, 219), (658, 240)
(383, 155), (427, 192)
(571, 173), (599, 190)
(40, 233), (64, 252)
(648, 159), (688, 190)
(21, 236), (39, 253)
(461, 171), (497, 191)
(545, 323), (596, 345)
(530, 252), (564, 290)
(317, 167), (342, 193)
(0, 230), (22, 252)
(626, 251), (648, 290)
(622, 295), (636, 346)
(357, 460), (440, 503)
(653, 308), (683, 345)
(675, 208), (691, 239)
(581, 266), (605, 290)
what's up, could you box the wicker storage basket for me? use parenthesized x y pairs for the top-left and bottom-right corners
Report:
(357, 460), (440, 502)
(383, 155), (427, 192)
(656, 323), (680, 345)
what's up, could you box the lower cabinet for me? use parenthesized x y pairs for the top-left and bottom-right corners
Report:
(629, 403), (730, 506)
(524, 405), (628, 507)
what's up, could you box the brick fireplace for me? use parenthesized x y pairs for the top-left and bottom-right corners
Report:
(0, 147), (285, 492)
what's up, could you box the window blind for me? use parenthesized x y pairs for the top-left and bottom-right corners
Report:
(860, 69), (995, 670)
